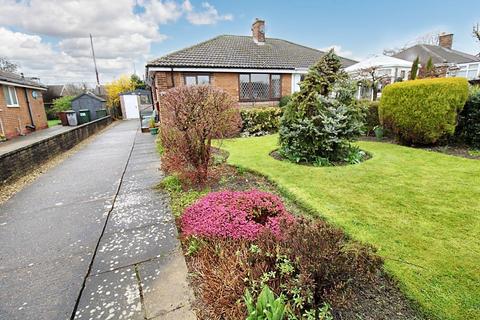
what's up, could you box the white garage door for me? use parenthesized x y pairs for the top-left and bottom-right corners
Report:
(123, 95), (140, 119)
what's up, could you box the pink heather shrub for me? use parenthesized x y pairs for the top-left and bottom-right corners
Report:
(181, 190), (295, 240)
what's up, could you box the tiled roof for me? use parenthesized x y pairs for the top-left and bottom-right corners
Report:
(393, 44), (480, 65)
(72, 91), (106, 102)
(147, 35), (357, 69)
(0, 70), (47, 90)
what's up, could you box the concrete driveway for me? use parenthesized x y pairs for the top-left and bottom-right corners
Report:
(0, 120), (195, 320)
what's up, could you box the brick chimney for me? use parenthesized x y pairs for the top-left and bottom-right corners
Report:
(252, 18), (265, 45)
(439, 32), (453, 49)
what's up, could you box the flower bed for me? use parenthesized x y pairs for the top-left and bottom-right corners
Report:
(160, 162), (424, 320)
(181, 190), (294, 240)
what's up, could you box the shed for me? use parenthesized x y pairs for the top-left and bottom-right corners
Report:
(71, 92), (106, 121)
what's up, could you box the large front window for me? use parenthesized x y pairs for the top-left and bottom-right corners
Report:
(239, 74), (281, 101)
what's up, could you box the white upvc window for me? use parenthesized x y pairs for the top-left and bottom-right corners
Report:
(452, 63), (480, 80)
(3, 85), (19, 107)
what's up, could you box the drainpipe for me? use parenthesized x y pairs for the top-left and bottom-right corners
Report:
(23, 86), (36, 130)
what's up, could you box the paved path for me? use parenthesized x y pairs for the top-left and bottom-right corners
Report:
(0, 120), (195, 320)
(0, 125), (71, 156)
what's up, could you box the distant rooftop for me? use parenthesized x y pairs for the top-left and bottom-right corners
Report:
(393, 44), (480, 65)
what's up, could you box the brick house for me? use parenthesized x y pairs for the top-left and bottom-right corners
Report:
(146, 19), (356, 110)
(0, 70), (48, 139)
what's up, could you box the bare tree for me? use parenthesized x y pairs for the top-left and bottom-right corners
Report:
(356, 66), (391, 100)
(63, 83), (87, 96)
(474, 23), (480, 42)
(384, 31), (440, 56)
(0, 57), (18, 73)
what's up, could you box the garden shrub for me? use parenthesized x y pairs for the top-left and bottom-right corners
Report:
(52, 95), (74, 113)
(240, 107), (282, 137)
(279, 95), (291, 108)
(181, 190), (295, 240)
(279, 51), (364, 164)
(379, 77), (468, 145)
(360, 100), (380, 136)
(186, 218), (380, 319)
(160, 85), (241, 185)
(455, 86), (480, 148)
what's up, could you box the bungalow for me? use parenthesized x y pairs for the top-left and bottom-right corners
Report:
(0, 70), (48, 139)
(146, 19), (356, 109)
(393, 33), (480, 80)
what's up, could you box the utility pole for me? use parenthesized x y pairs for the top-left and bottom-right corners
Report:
(90, 34), (100, 87)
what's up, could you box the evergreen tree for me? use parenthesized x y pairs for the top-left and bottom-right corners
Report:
(410, 56), (420, 80)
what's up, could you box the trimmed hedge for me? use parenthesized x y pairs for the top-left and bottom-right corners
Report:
(455, 87), (480, 148)
(360, 100), (380, 136)
(240, 107), (282, 136)
(379, 77), (468, 145)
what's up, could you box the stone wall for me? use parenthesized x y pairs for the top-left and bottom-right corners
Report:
(0, 116), (112, 184)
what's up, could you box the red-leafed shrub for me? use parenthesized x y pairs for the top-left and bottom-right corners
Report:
(181, 190), (295, 240)
(160, 85), (241, 186)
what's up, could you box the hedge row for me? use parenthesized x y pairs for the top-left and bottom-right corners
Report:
(240, 107), (282, 137)
(379, 77), (469, 145)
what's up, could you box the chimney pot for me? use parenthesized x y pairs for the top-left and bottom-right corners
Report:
(439, 32), (453, 49)
(252, 18), (265, 44)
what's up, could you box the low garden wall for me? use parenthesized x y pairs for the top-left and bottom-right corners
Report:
(0, 116), (113, 184)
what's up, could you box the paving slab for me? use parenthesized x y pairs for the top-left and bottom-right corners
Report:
(138, 251), (196, 319)
(74, 266), (144, 320)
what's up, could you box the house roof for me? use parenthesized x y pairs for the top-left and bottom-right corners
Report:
(393, 44), (480, 65)
(345, 55), (412, 72)
(72, 91), (106, 102)
(43, 85), (65, 102)
(0, 70), (47, 90)
(147, 35), (357, 70)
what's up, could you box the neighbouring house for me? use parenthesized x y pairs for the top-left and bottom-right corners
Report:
(393, 33), (480, 80)
(0, 70), (48, 139)
(345, 55), (413, 100)
(71, 92), (106, 121)
(119, 89), (153, 120)
(146, 19), (357, 110)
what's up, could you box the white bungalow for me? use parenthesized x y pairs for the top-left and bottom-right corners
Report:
(345, 55), (413, 100)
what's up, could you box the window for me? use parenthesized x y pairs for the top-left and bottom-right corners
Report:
(183, 74), (210, 85)
(239, 74), (282, 101)
(452, 64), (479, 80)
(3, 85), (19, 106)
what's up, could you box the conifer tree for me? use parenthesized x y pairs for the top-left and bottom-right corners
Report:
(410, 56), (420, 80)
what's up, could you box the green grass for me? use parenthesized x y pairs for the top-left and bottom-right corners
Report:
(219, 135), (480, 320)
(47, 119), (61, 127)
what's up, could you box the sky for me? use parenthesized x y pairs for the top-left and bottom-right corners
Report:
(1, 0), (479, 85)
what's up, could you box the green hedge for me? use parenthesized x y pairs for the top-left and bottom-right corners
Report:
(240, 107), (282, 136)
(455, 87), (480, 148)
(379, 77), (468, 145)
(360, 100), (380, 136)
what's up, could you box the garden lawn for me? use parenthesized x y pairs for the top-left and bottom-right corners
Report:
(219, 135), (480, 320)
(48, 119), (61, 127)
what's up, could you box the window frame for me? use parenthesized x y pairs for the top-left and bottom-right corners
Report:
(3, 85), (19, 107)
(238, 73), (282, 102)
(182, 73), (211, 85)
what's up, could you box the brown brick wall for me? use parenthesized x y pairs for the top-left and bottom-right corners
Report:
(152, 71), (292, 108)
(0, 116), (112, 184)
(0, 85), (48, 139)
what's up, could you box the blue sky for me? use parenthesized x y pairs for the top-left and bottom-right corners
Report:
(1, 0), (479, 84)
(155, 0), (480, 60)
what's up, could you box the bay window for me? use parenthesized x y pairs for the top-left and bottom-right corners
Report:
(239, 73), (281, 101)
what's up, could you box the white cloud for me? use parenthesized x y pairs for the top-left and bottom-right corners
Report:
(319, 44), (361, 61)
(0, 0), (233, 84)
(184, 1), (233, 25)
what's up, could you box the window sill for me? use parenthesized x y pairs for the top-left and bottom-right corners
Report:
(6, 104), (20, 108)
